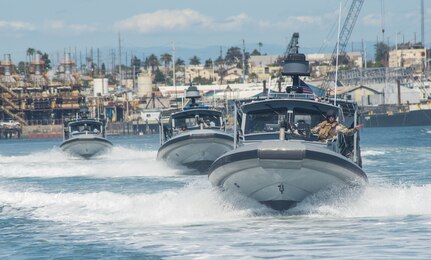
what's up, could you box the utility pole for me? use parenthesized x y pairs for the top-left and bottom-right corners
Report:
(421, 0), (427, 75)
(362, 39), (367, 69)
(381, 0), (385, 42)
(219, 46), (224, 85)
(421, 0), (425, 46)
(125, 51), (128, 81)
(90, 48), (94, 77)
(118, 32), (122, 87)
(132, 53), (136, 93)
(79, 51), (82, 73)
(172, 41), (177, 107)
(242, 39), (246, 83)
(111, 49), (115, 75)
(97, 48), (100, 76)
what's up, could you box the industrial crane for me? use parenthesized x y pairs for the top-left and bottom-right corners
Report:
(321, 0), (365, 91)
(285, 32), (300, 56)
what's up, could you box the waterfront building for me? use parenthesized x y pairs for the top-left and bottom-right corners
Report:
(388, 43), (426, 72)
(185, 65), (218, 83)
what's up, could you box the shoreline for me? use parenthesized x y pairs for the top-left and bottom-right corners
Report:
(4, 122), (160, 139)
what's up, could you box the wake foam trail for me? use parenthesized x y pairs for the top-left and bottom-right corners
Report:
(0, 146), (178, 178)
(0, 181), (269, 226)
(361, 150), (386, 156)
(0, 147), (68, 164)
(290, 183), (431, 218)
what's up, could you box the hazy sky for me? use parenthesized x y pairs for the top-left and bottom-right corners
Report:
(1, 0), (429, 62)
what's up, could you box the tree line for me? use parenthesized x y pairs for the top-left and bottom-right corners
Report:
(11, 41), (394, 85)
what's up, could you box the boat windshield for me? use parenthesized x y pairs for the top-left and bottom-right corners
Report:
(244, 107), (326, 138)
(172, 113), (221, 131)
(70, 122), (102, 135)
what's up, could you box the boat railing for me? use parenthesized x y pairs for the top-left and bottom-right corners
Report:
(241, 131), (319, 142)
(235, 93), (316, 107)
(268, 92), (316, 100)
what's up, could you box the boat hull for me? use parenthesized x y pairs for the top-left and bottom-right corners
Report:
(60, 135), (113, 159)
(362, 109), (431, 127)
(157, 130), (234, 173)
(208, 140), (367, 210)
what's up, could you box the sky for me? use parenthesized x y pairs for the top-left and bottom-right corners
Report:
(1, 0), (430, 64)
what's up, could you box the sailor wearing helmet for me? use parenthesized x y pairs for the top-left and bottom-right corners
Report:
(311, 109), (364, 142)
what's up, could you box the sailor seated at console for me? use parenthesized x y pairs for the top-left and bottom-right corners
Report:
(203, 119), (216, 128)
(292, 119), (311, 138)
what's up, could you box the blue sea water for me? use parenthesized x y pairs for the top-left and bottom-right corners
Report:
(1, 127), (431, 259)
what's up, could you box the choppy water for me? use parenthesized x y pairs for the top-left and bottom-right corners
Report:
(1, 127), (431, 259)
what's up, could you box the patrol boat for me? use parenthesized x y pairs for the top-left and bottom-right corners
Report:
(60, 106), (113, 159)
(157, 84), (234, 173)
(208, 53), (367, 210)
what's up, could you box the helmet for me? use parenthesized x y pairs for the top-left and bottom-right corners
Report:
(326, 109), (337, 118)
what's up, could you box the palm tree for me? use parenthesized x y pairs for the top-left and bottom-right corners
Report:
(160, 53), (172, 72)
(147, 54), (159, 72)
(225, 47), (242, 66)
(251, 49), (261, 56)
(258, 42), (263, 53)
(189, 56), (201, 65)
(215, 56), (224, 67)
(26, 48), (36, 62)
(130, 56), (141, 76)
(175, 58), (185, 70)
(174, 58), (186, 84)
(41, 52), (51, 70)
(204, 58), (213, 69)
(101, 63), (106, 75)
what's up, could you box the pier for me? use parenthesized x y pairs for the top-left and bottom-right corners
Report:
(0, 124), (21, 139)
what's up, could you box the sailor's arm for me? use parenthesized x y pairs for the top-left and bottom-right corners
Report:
(336, 124), (364, 136)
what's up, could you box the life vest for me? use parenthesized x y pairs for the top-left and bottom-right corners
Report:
(318, 121), (338, 140)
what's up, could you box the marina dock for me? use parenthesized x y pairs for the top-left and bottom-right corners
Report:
(0, 124), (21, 139)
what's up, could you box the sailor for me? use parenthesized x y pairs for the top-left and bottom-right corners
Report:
(203, 119), (216, 128)
(311, 110), (363, 142)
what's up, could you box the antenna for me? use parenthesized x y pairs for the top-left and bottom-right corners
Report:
(335, 2), (342, 106)
(381, 0), (385, 42)
(321, 0), (364, 91)
(421, 0), (425, 46)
